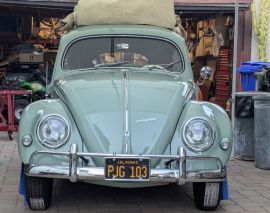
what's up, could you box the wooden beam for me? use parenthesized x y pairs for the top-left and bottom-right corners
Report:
(242, 9), (252, 62)
(174, 0), (252, 3)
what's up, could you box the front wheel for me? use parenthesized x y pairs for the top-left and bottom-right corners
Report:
(193, 182), (221, 211)
(24, 175), (53, 210)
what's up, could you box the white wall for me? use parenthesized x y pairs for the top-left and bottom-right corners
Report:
(251, 0), (270, 61)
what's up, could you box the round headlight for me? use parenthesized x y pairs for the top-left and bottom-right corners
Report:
(182, 118), (215, 152)
(37, 115), (70, 148)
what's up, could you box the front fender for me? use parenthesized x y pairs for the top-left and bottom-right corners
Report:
(171, 101), (233, 170)
(18, 99), (83, 164)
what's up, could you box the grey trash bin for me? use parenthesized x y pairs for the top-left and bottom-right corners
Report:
(235, 92), (263, 160)
(253, 94), (270, 169)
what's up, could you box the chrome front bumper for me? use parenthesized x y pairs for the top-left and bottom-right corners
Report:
(25, 144), (225, 185)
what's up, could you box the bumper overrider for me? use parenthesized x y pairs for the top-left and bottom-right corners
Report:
(25, 144), (225, 185)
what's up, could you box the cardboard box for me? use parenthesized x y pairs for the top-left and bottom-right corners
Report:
(19, 52), (43, 63)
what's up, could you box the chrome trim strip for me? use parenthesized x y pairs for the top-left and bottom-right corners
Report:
(27, 144), (225, 185)
(29, 150), (224, 163)
(122, 70), (131, 154)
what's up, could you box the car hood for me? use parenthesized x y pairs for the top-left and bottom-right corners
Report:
(56, 69), (192, 166)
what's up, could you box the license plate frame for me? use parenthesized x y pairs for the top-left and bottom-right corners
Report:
(104, 157), (150, 181)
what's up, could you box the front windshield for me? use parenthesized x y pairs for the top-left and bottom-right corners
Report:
(63, 37), (184, 72)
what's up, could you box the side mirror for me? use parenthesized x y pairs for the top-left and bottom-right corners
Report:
(200, 66), (212, 80)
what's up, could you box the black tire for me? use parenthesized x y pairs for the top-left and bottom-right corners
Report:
(25, 175), (53, 210)
(14, 99), (30, 124)
(193, 182), (221, 211)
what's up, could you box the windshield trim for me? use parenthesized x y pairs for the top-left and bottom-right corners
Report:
(66, 67), (183, 79)
(61, 35), (185, 73)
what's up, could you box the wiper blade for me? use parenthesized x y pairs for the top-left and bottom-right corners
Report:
(94, 61), (129, 68)
(164, 59), (182, 70)
(143, 65), (165, 70)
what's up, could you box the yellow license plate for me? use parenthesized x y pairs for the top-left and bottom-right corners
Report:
(105, 158), (150, 180)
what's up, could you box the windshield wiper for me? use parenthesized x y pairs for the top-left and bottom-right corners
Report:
(143, 65), (165, 70)
(164, 59), (182, 70)
(94, 61), (129, 69)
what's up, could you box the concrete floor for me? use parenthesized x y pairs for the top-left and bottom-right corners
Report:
(0, 134), (270, 213)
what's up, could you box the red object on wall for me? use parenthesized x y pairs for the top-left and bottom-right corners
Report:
(0, 90), (31, 139)
(197, 88), (203, 101)
(215, 47), (231, 109)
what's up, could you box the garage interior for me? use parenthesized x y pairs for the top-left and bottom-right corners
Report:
(0, 1), (252, 135)
(175, 2), (252, 110)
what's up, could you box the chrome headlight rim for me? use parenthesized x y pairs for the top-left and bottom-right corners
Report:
(182, 117), (216, 152)
(37, 114), (70, 149)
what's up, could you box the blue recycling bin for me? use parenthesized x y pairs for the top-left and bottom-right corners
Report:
(242, 61), (270, 67)
(239, 63), (263, 91)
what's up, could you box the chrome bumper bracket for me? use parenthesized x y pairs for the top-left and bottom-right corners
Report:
(69, 143), (78, 183)
(178, 147), (186, 185)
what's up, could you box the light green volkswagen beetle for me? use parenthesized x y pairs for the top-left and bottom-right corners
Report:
(18, 25), (232, 211)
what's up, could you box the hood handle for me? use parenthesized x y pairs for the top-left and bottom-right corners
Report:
(45, 61), (49, 98)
